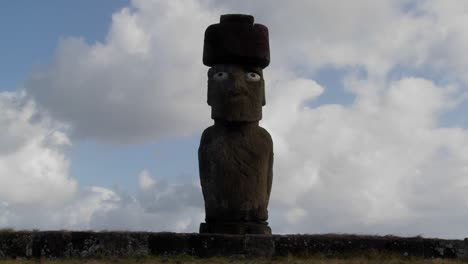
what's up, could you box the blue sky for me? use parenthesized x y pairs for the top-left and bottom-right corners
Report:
(0, 1), (128, 90)
(2, 0), (468, 238)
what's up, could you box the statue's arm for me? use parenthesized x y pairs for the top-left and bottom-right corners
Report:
(198, 126), (215, 179)
(267, 148), (273, 198)
(261, 127), (274, 198)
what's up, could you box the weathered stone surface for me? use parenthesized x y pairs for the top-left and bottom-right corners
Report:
(0, 232), (467, 259)
(148, 232), (190, 256)
(203, 14), (270, 68)
(199, 222), (271, 235)
(199, 14), (274, 235)
(0, 231), (33, 258)
(273, 234), (468, 259)
(199, 121), (273, 223)
(207, 65), (265, 121)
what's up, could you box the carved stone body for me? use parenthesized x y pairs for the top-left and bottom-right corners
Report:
(199, 121), (273, 233)
(199, 15), (273, 235)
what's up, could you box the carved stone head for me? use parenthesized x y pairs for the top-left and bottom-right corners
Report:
(208, 64), (265, 121)
(203, 14), (270, 122)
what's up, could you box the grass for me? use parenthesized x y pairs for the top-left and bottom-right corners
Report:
(0, 255), (468, 264)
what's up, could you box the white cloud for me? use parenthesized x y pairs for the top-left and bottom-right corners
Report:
(286, 207), (307, 225)
(0, 92), (203, 231)
(88, 170), (203, 232)
(25, 0), (218, 143)
(263, 73), (468, 238)
(61, 186), (122, 229)
(24, 0), (468, 143)
(0, 92), (77, 208)
(211, 0), (424, 75)
(138, 169), (156, 190)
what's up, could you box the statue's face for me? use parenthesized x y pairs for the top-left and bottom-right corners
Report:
(207, 64), (265, 122)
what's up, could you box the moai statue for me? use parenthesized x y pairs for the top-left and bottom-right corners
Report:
(198, 14), (273, 235)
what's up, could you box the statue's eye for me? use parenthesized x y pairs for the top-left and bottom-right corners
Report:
(246, 72), (261, 82)
(212, 71), (229, 80)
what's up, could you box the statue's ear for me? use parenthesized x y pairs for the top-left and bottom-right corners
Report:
(207, 85), (213, 106)
(207, 67), (214, 78)
(207, 68), (213, 106)
(262, 80), (266, 106)
(256, 68), (265, 106)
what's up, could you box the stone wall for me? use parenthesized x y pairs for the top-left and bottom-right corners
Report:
(0, 231), (466, 259)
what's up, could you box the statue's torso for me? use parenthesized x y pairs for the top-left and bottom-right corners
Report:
(198, 122), (273, 222)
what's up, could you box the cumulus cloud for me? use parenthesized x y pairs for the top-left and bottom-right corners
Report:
(72, 170), (203, 232)
(6, 0), (468, 238)
(0, 92), (77, 208)
(263, 72), (468, 238)
(138, 169), (156, 190)
(25, 0), (218, 143)
(25, 0), (468, 141)
(1, 183), (203, 232)
(89, 170), (203, 232)
(0, 92), (202, 232)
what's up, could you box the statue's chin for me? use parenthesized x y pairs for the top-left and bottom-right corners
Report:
(212, 111), (262, 122)
(211, 100), (262, 122)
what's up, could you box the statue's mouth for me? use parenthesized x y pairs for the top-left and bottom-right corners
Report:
(230, 89), (248, 97)
(230, 94), (247, 102)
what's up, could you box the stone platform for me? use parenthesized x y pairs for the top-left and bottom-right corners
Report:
(199, 222), (271, 235)
(0, 231), (467, 259)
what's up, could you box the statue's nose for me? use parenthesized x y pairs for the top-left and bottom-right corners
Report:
(231, 72), (247, 94)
